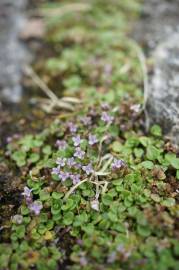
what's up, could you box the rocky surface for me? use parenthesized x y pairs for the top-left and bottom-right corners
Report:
(134, 0), (179, 145)
(0, 0), (29, 103)
(146, 33), (179, 142)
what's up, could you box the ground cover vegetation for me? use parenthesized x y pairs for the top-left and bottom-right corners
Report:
(0, 1), (179, 269)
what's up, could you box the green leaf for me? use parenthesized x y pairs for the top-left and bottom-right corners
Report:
(61, 199), (75, 211)
(51, 200), (62, 215)
(28, 153), (40, 163)
(63, 212), (74, 225)
(108, 211), (118, 222)
(42, 145), (52, 155)
(146, 145), (160, 160)
(19, 135), (34, 150)
(82, 224), (94, 235)
(151, 194), (161, 202)
(16, 159), (26, 167)
(150, 125), (162, 137)
(21, 206), (30, 216)
(137, 225), (151, 237)
(12, 151), (26, 167)
(102, 194), (113, 206)
(16, 225), (26, 239)
(139, 136), (151, 147)
(162, 198), (175, 207)
(46, 220), (54, 230)
(134, 148), (144, 158)
(140, 161), (154, 169)
(176, 170), (179, 180)
(39, 190), (51, 201)
(40, 213), (48, 223)
(52, 213), (62, 221)
(170, 158), (179, 169)
(52, 192), (63, 200)
(73, 212), (88, 227)
(125, 136), (139, 148)
(111, 141), (122, 153)
(165, 153), (176, 163)
(33, 138), (44, 147)
(38, 224), (47, 235)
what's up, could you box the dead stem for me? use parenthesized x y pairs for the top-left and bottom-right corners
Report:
(24, 65), (82, 112)
(40, 3), (91, 18)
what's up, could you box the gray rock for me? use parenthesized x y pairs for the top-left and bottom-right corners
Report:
(0, 0), (29, 103)
(145, 33), (179, 144)
(133, 0), (179, 144)
(133, 0), (179, 51)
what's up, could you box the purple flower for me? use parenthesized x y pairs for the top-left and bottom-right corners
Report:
(56, 158), (66, 167)
(51, 167), (60, 175)
(80, 116), (92, 126)
(101, 102), (110, 110)
(79, 257), (88, 266)
(111, 159), (125, 170)
(68, 122), (77, 133)
(7, 134), (20, 143)
(101, 112), (114, 124)
(67, 157), (76, 168)
(70, 174), (81, 185)
(88, 134), (98, 145)
(56, 140), (67, 150)
(74, 163), (82, 169)
(29, 201), (43, 215)
(22, 186), (32, 198)
(6, 136), (12, 143)
(59, 171), (70, 182)
(82, 163), (94, 175)
(107, 252), (116, 263)
(72, 135), (82, 147)
(74, 147), (85, 160)
(76, 239), (83, 245)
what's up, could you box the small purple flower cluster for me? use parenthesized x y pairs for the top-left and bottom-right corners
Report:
(52, 152), (94, 185)
(52, 107), (126, 189)
(52, 133), (98, 185)
(22, 186), (43, 215)
(99, 102), (114, 125)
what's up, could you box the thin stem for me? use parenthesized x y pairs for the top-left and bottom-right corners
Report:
(64, 178), (88, 200)
(24, 65), (76, 111)
(24, 65), (58, 102)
